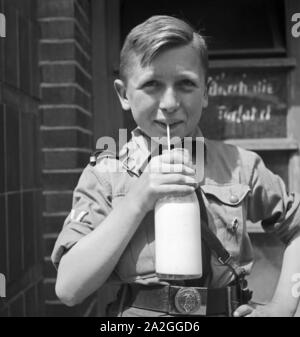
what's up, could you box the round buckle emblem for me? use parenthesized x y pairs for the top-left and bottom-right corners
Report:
(174, 287), (201, 314)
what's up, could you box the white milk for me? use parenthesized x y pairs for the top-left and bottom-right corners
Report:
(154, 192), (202, 280)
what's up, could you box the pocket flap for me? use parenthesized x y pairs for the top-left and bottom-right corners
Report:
(201, 184), (250, 206)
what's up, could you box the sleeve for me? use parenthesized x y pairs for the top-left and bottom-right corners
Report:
(247, 153), (300, 244)
(51, 164), (112, 269)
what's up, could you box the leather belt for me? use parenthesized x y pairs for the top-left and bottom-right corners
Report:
(125, 283), (242, 316)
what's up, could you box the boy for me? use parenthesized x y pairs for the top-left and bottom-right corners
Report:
(52, 15), (300, 317)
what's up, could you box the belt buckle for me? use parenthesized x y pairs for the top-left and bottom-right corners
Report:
(169, 287), (207, 316)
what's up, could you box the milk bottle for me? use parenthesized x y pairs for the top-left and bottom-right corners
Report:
(154, 125), (203, 280)
(155, 192), (202, 279)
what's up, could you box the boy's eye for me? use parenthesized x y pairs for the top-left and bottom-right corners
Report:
(141, 80), (160, 89)
(178, 79), (197, 88)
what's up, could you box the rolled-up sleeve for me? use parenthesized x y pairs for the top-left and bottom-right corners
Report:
(51, 164), (112, 269)
(247, 153), (300, 244)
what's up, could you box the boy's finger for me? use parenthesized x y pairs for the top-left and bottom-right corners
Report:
(158, 184), (196, 197)
(157, 174), (197, 186)
(159, 163), (195, 175)
(233, 305), (254, 317)
(161, 149), (192, 166)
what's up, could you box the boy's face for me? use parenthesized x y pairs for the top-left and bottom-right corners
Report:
(115, 44), (208, 140)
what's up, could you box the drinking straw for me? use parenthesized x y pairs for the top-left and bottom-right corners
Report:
(167, 124), (171, 152)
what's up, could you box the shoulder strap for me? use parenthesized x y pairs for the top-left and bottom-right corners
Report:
(195, 187), (244, 279)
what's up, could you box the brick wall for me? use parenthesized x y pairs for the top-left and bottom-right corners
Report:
(0, 0), (44, 316)
(37, 0), (97, 316)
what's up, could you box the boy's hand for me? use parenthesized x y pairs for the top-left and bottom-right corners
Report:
(233, 301), (293, 317)
(126, 149), (197, 214)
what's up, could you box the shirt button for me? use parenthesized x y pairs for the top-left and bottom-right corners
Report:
(229, 195), (239, 204)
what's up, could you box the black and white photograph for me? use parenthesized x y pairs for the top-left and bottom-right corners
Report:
(1, 0), (300, 321)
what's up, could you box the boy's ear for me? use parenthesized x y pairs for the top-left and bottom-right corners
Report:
(202, 84), (209, 108)
(114, 79), (131, 111)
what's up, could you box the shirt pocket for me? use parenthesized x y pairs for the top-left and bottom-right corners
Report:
(201, 184), (251, 258)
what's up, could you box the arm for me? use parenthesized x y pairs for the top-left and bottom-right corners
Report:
(234, 152), (300, 317)
(55, 150), (196, 306)
(270, 233), (300, 316)
(55, 193), (146, 306)
(234, 233), (300, 317)
(234, 231), (300, 317)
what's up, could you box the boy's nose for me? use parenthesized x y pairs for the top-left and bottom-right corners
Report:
(159, 88), (179, 113)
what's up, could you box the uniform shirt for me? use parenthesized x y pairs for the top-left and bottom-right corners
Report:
(51, 127), (300, 296)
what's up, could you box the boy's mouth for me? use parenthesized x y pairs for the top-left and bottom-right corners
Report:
(154, 120), (183, 130)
